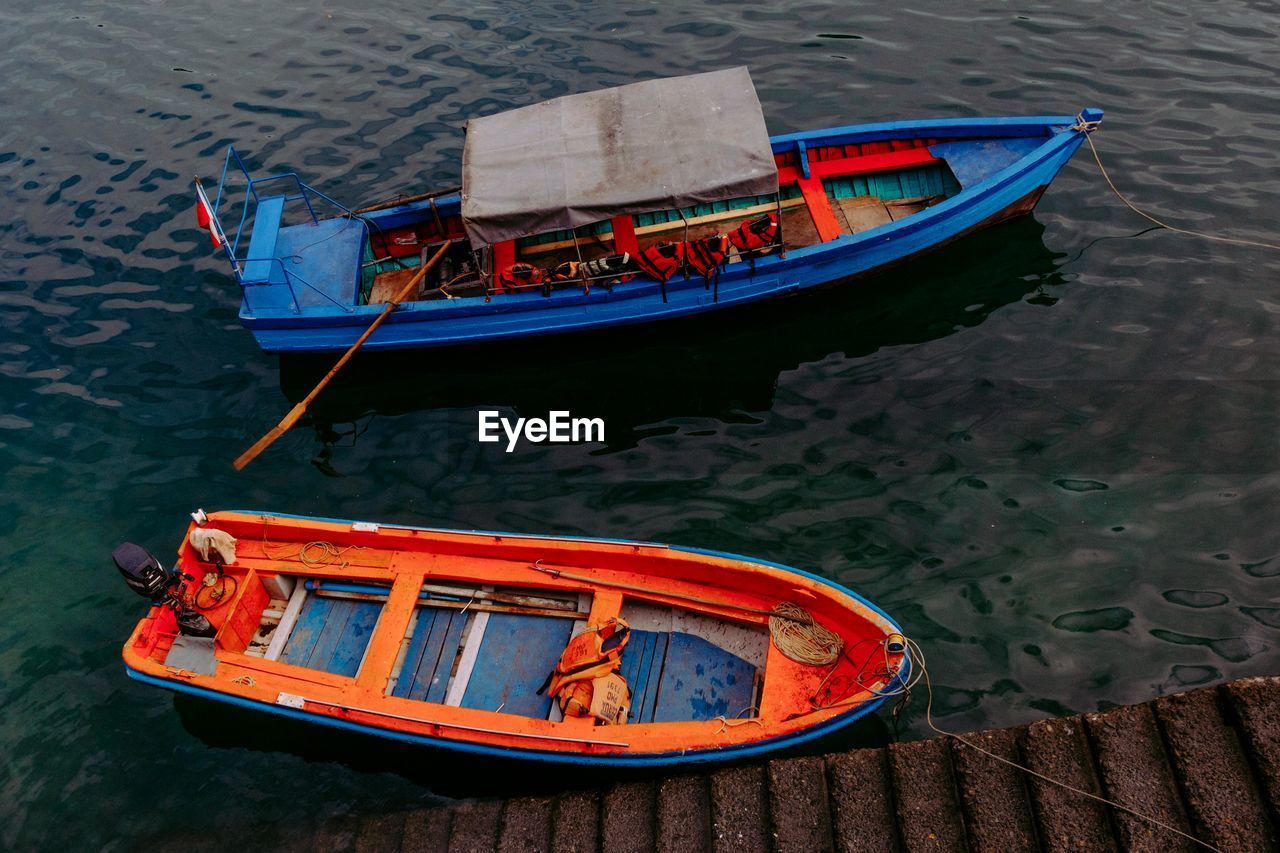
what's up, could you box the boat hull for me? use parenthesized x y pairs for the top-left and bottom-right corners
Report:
(125, 657), (907, 767)
(235, 113), (1098, 354)
(121, 512), (910, 766)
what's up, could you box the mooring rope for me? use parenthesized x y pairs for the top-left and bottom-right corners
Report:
(904, 636), (1220, 852)
(1076, 116), (1280, 253)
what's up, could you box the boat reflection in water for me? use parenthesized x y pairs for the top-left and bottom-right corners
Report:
(279, 217), (1067, 472)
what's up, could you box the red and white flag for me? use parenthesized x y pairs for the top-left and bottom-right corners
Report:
(193, 180), (225, 249)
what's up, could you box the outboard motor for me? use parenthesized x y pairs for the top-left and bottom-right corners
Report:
(112, 542), (173, 603)
(113, 542), (215, 637)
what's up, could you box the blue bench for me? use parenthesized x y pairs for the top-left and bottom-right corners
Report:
(241, 195), (286, 285)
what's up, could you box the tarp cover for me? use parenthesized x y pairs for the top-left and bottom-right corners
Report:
(461, 67), (778, 247)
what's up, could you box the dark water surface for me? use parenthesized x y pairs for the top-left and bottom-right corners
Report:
(3, 0), (1279, 847)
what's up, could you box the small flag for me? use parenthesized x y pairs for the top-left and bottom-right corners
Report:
(193, 179), (225, 249)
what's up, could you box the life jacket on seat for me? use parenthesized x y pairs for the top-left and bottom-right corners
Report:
(550, 254), (637, 290)
(728, 213), (779, 257)
(634, 242), (686, 284)
(581, 253), (636, 284)
(539, 617), (632, 725)
(496, 263), (545, 294)
(550, 261), (581, 283)
(685, 234), (731, 284)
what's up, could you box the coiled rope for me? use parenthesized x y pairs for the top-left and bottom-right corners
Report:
(1075, 115), (1280, 253)
(261, 521), (366, 571)
(769, 602), (844, 665)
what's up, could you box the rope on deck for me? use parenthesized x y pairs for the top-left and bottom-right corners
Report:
(1076, 116), (1280, 253)
(769, 602), (843, 665)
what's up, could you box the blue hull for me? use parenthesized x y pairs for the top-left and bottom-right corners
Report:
(237, 112), (1099, 354)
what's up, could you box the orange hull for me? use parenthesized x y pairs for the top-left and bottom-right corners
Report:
(122, 510), (908, 765)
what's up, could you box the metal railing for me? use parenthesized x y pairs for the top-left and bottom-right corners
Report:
(207, 146), (357, 314)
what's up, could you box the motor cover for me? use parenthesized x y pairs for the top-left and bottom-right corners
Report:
(112, 542), (174, 603)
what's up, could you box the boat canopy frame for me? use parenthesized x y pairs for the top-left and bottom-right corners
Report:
(207, 146), (359, 314)
(460, 67), (780, 249)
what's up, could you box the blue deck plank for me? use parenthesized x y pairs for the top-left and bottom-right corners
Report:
(651, 633), (757, 723)
(281, 595), (333, 667)
(459, 613), (573, 717)
(281, 595), (382, 676)
(325, 601), (382, 677)
(625, 631), (657, 723)
(401, 607), (468, 704)
(642, 633), (669, 722)
(622, 629), (668, 724)
(304, 598), (357, 672)
(617, 630), (647, 713)
(272, 218), (366, 308)
(929, 137), (1044, 188)
(424, 611), (468, 704)
(407, 608), (457, 702)
(392, 608), (438, 699)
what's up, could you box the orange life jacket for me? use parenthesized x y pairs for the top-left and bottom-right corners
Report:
(540, 617), (632, 724)
(685, 234), (731, 283)
(633, 241), (686, 283)
(728, 214), (779, 255)
(550, 261), (580, 282)
(558, 671), (630, 724)
(496, 262), (544, 294)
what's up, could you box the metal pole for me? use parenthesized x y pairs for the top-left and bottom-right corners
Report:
(774, 190), (786, 258)
(570, 227), (590, 294)
(677, 208), (695, 287)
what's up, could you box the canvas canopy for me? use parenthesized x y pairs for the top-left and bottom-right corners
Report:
(461, 67), (779, 248)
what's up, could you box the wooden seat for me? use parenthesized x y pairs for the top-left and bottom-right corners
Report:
(242, 196), (286, 284)
(368, 266), (424, 304)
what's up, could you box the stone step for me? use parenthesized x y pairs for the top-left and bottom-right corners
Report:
(165, 677), (1280, 853)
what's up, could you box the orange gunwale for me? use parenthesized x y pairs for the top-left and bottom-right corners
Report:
(122, 510), (907, 761)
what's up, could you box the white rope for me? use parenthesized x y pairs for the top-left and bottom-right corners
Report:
(769, 602), (843, 665)
(1076, 117), (1280, 253)
(904, 637), (1220, 852)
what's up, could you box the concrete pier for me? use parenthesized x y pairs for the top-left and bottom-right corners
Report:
(155, 676), (1280, 851)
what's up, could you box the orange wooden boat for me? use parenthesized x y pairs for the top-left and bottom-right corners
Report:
(118, 510), (909, 766)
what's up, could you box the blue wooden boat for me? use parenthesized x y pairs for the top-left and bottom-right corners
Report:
(196, 68), (1101, 354)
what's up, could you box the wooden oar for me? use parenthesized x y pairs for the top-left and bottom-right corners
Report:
(233, 240), (453, 470)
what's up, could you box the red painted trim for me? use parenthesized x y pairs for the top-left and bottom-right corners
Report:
(493, 240), (516, 271)
(778, 147), (940, 186)
(796, 175), (843, 243)
(611, 215), (639, 255)
(782, 145), (941, 244)
(492, 240), (516, 292)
